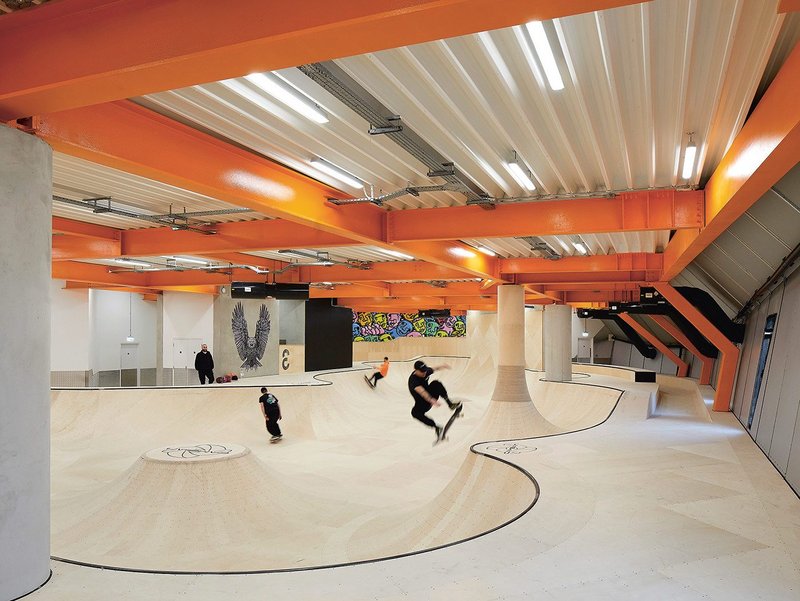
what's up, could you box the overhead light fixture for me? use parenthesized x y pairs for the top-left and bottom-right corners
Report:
(477, 246), (496, 257)
(572, 237), (588, 255)
(310, 158), (363, 190)
(504, 152), (536, 191)
(451, 247), (476, 258)
(525, 21), (565, 91)
(582, 317), (589, 337)
(383, 249), (414, 260)
(681, 131), (697, 179)
(114, 258), (151, 268)
(163, 256), (208, 266)
(242, 72), (329, 124)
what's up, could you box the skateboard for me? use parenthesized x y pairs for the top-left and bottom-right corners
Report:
(434, 403), (463, 444)
(364, 374), (375, 389)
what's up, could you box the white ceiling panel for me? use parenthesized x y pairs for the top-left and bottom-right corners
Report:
(52, 153), (267, 229)
(137, 0), (794, 211)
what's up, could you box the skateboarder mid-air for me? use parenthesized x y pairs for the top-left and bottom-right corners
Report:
(259, 387), (282, 442)
(408, 360), (462, 443)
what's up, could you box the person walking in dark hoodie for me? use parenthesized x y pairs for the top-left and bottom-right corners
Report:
(194, 343), (215, 384)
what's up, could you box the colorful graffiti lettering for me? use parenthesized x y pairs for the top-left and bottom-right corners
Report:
(352, 311), (466, 341)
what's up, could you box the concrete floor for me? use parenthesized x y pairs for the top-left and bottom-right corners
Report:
(30, 359), (800, 600)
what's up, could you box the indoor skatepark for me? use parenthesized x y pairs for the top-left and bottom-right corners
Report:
(39, 355), (800, 598)
(3, 1), (800, 600)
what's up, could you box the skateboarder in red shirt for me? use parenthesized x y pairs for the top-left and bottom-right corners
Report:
(407, 360), (461, 442)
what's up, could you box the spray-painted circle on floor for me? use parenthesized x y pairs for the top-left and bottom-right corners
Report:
(484, 442), (538, 455)
(143, 443), (249, 463)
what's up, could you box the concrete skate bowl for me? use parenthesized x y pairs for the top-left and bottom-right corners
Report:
(50, 363), (622, 573)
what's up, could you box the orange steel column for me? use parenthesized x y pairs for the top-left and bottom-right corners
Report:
(650, 314), (713, 385)
(654, 283), (739, 411)
(618, 314), (689, 377)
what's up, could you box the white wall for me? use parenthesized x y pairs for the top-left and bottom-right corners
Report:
(51, 280), (90, 371)
(89, 289), (158, 371)
(162, 291), (214, 368)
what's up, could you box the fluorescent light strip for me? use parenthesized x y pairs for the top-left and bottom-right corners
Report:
(504, 161), (536, 191)
(114, 258), (151, 267)
(163, 256), (208, 266)
(572, 241), (587, 255)
(477, 246), (496, 257)
(383, 249), (414, 260)
(310, 158), (363, 190)
(244, 73), (328, 124)
(525, 21), (564, 91)
(451, 247), (476, 258)
(681, 144), (697, 179)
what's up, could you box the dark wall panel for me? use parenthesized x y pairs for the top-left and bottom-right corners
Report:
(305, 300), (353, 371)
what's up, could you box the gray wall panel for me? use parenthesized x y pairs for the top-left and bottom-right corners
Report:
(752, 288), (785, 445)
(611, 341), (631, 366)
(770, 274), (800, 474)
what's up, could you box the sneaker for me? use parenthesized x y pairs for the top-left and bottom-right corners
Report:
(447, 399), (462, 410)
(434, 425), (444, 441)
(270, 435), (280, 440)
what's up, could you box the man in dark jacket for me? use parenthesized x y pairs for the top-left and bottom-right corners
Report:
(195, 343), (215, 384)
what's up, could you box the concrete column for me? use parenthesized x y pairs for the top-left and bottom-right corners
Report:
(491, 285), (532, 402)
(544, 304), (572, 381)
(0, 126), (52, 598)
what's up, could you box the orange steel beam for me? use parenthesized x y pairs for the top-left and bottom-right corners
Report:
(52, 234), (121, 261)
(37, 102), (498, 280)
(149, 285), (220, 295)
(540, 282), (642, 291)
(662, 41), (800, 280)
(387, 191), (703, 242)
(654, 282), (739, 411)
(515, 271), (660, 285)
(778, 0), (800, 12)
(52, 261), (148, 287)
(387, 282), (492, 297)
(619, 313), (689, 377)
(52, 216), (121, 240)
(500, 253), (662, 274)
(297, 261), (474, 283)
(310, 284), (390, 299)
(650, 314), (713, 385)
(121, 219), (358, 257)
(0, 0), (647, 119)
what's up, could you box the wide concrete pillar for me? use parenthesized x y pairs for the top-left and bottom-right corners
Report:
(491, 285), (532, 402)
(543, 304), (572, 381)
(0, 126), (52, 599)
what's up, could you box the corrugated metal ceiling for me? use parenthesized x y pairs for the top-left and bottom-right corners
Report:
(137, 0), (794, 212)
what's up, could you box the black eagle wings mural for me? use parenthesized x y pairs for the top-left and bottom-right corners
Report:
(231, 302), (271, 370)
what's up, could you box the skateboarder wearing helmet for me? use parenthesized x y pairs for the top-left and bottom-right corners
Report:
(408, 360), (461, 442)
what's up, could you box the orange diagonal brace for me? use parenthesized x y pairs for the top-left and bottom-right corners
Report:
(662, 40), (800, 280)
(650, 314), (713, 385)
(619, 313), (689, 377)
(0, 0), (647, 119)
(654, 282), (739, 411)
(387, 191), (703, 242)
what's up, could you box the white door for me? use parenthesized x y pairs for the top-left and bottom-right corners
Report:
(172, 338), (203, 386)
(120, 343), (139, 387)
(576, 338), (593, 364)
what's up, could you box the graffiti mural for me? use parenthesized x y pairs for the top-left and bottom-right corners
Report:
(352, 312), (466, 341)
